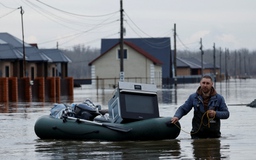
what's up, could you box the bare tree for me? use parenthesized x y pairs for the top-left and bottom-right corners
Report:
(178, 48), (256, 77)
(63, 44), (100, 78)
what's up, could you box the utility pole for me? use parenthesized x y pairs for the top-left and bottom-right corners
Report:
(19, 6), (26, 77)
(213, 43), (216, 87)
(119, 0), (124, 82)
(235, 51), (237, 78)
(244, 53), (247, 76)
(173, 23), (177, 86)
(219, 47), (222, 80)
(225, 48), (229, 81)
(239, 52), (241, 78)
(199, 38), (204, 76)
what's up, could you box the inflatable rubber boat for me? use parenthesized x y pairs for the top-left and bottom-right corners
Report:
(34, 82), (181, 141)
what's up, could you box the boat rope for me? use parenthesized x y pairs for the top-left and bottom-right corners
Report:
(52, 126), (99, 136)
(173, 111), (216, 135)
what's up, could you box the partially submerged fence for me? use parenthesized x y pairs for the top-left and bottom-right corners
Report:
(0, 77), (73, 103)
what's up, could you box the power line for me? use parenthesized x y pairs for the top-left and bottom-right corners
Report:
(61, 31), (119, 50)
(20, 0), (119, 47)
(124, 11), (171, 49)
(39, 18), (119, 47)
(24, 0), (120, 29)
(36, 0), (119, 17)
(44, 19), (118, 44)
(0, 8), (18, 19)
(29, 0), (118, 25)
(23, 0), (80, 30)
(0, 2), (17, 9)
(175, 33), (201, 51)
(124, 11), (153, 38)
(176, 33), (189, 49)
(125, 11), (172, 39)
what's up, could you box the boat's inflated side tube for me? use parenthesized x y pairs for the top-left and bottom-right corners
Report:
(34, 115), (181, 141)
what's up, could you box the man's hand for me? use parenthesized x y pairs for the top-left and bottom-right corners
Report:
(207, 110), (216, 118)
(171, 117), (179, 124)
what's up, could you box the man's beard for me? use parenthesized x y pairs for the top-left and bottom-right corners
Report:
(202, 87), (211, 96)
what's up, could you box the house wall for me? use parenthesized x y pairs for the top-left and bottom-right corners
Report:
(203, 68), (213, 74)
(36, 63), (44, 77)
(26, 63), (37, 79)
(91, 45), (162, 88)
(12, 61), (21, 77)
(152, 64), (162, 87)
(47, 63), (57, 77)
(201, 68), (221, 80)
(177, 68), (220, 76)
(0, 61), (12, 77)
(0, 61), (60, 79)
(177, 68), (190, 76)
(203, 68), (220, 75)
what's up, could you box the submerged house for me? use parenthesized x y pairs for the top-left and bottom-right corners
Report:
(40, 49), (71, 78)
(0, 32), (71, 79)
(89, 40), (163, 88)
(176, 57), (220, 83)
(0, 41), (24, 77)
(0, 32), (73, 103)
(89, 38), (171, 88)
(177, 57), (220, 76)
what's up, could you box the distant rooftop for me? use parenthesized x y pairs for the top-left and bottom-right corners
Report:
(0, 32), (31, 48)
(0, 32), (71, 63)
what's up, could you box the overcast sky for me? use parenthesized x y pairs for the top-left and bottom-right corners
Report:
(1, 0), (255, 51)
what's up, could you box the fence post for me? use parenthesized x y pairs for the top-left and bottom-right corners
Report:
(47, 77), (56, 102)
(0, 78), (8, 102)
(101, 78), (104, 95)
(23, 77), (32, 102)
(56, 77), (61, 103)
(96, 76), (99, 96)
(66, 77), (74, 102)
(9, 77), (18, 102)
(37, 77), (45, 102)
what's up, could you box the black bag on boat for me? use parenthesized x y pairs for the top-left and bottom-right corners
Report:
(74, 103), (100, 120)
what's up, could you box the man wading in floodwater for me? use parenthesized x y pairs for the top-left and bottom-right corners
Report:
(171, 75), (230, 138)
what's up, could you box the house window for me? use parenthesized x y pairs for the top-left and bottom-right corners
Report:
(118, 49), (127, 59)
(5, 66), (9, 77)
(52, 67), (55, 77)
(31, 67), (35, 80)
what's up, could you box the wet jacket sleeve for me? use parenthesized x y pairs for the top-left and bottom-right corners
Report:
(173, 94), (194, 119)
(215, 94), (230, 119)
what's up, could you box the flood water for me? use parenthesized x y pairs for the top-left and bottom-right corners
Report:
(0, 79), (256, 159)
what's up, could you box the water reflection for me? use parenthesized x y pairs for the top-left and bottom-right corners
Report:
(0, 102), (18, 113)
(159, 89), (177, 104)
(35, 140), (181, 159)
(0, 102), (47, 113)
(0, 96), (73, 113)
(1, 79), (252, 113)
(191, 138), (229, 159)
(1, 79), (256, 159)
